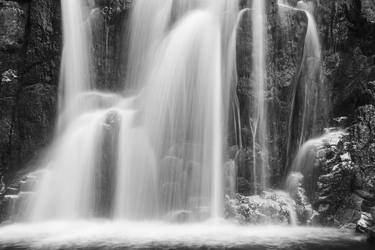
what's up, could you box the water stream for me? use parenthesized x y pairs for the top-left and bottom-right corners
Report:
(279, 0), (325, 171)
(23, 0), (240, 222)
(250, 0), (268, 194)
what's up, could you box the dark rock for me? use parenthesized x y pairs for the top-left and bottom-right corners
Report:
(0, 0), (61, 187)
(23, 0), (61, 86)
(0, 1), (25, 51)
(15, 83), (57, 170)
(368, 225), (375, 243)
(89, 0), (132, 90)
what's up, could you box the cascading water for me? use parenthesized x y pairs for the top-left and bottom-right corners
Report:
(251, 0), (268, 193)
(278, 0), (324, 171)
(23, 0), (240, 222)
(0, 0), (372, 249)
(278, 2), (340, 226)
(58, 0), (92, 127)
(286, 129), (345, 198)
(124, 0), (173, 90)
(292, 0), (322, 146)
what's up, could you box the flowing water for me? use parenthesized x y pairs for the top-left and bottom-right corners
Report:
(251, 0), (268, 194)
(21, 0), (240, 222)
(58, 0), (92, 127)
(286, 129), (345, 198)
(0, 1), (370, 249)
(0, 221), (370, 250)
(279, 0), (325, 170)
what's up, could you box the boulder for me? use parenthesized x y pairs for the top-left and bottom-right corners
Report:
(225, 190), (299, 225)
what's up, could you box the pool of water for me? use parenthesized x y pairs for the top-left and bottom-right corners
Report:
(0, 221), (371, 250)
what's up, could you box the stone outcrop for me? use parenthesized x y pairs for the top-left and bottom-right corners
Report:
(309, 105), (375, 230)
(225, 190), (301, 225)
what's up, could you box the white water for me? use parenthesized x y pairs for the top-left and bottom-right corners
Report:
(0, 1), (370, 248)
(227, 8), (250, 149)
(124, 0), (173, 90)
(58, 0), (91, 126)
(296, 1), (322, 146)
(0, 221), (367, 249)
(251, 0), (268, 193)
(286, 129), (345, 198)
(21, 0), (241, 222)
(279, 0), (324, 176)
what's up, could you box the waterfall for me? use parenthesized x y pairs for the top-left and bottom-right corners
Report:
(227, 8), (249, 150)
(295, 1), (322, 146)
(278, 0), (323, 174)
(251, 0), (268, 193)
(286, 129), (344, 198)
(23, 0), (240, 222)
(58, 0), (91, 127)
(124, 0), (173, 90)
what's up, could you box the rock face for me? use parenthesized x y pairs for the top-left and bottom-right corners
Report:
(0, 0), (133, 181)
(234, 0), (375, 189)
(309, 105), (375, 228)
(89, 0), (132, 91)
(0, 0), (61, 183)
(0, 0), (132, 218)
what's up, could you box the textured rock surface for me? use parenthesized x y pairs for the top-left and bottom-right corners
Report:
(89, 0), (132, 91)
(225, 191), (298, 225)
(0, 0), (133, 182)
(309, 105), (375, 228)
(0, 0), (61, 184)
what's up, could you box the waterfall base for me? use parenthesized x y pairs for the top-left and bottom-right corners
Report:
(0, 221), (370, 250)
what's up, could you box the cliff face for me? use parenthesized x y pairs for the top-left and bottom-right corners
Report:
(0, 0), (132, 184)
(234, 0), (375, 189)
(0, 0), (61, 182)
(316, 0), (375, 118)
(0, 0), (374, 227)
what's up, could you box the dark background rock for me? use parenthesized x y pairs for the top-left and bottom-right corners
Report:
(0, 0), (61, 186)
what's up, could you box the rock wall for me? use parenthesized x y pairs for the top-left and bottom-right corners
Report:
(0, 0), (132, 186)
(234, 0), (375, 191)
(0, 0), (61, 184)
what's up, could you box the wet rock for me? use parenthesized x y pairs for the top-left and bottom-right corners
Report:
(23, 0), (61, 86)
(237, 177), (252, 196)
(15, 84), (57, 169)
(357, 212), (374, 233)
(0, 170), (44, 222)
(224, 160), (237, 196)
(0, 1), (25, 51)
(225, 190), (298, 225)
(311, 105), (375, 227)
(1, 69), (19, 97)
(286, 172), (313, 224)
(89, 0), (132, 90)
(0, 0), (61, 188)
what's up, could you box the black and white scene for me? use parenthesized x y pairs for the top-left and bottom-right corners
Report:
(0, 0), (375, 249)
